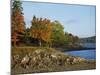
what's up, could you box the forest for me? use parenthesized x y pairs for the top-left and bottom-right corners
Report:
(11, 0), (80, 49)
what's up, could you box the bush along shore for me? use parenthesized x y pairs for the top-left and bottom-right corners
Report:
(11, 47), (96, 74)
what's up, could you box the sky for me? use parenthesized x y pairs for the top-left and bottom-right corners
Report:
(22, 1), (96, 38)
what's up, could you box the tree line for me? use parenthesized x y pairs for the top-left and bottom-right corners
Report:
(11, 0), (79, 47)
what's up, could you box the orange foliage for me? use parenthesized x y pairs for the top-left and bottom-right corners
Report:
(11, 10), (25, 33)
(30, 16), (52, 43)
(11, 10), (25, 46)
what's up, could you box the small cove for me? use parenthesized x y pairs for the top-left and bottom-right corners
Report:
(64, 49), (96, 60)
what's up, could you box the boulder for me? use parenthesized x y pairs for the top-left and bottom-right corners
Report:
(21, 55), (30, 68)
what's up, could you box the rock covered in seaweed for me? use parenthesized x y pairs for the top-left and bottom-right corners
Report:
(12, 49), (87, 69)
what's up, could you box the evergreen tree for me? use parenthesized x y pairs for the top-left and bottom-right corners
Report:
(11, 0), (25, 46)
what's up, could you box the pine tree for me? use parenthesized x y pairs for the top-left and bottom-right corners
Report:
(11, 0), (25, 46)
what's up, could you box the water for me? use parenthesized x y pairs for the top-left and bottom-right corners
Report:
(64, 43), (96, 60)
(65, 49), (96, 60)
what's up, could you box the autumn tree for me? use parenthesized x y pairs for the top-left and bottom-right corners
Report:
(11, 0), (25, 46)
(30, 16), (52, 47)
(51, 20), (66, 47)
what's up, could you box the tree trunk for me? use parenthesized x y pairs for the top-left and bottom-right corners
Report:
(39, 40), (41, 47)
(13, 32), (17, 47)
(50, 42), (52, 48)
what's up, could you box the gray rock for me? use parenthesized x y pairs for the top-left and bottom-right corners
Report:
(21, 55), (30, 68)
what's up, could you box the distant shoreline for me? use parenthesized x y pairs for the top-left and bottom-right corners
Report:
(55, 47), (96, 52)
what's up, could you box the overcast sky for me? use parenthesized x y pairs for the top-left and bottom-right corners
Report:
(22, 1), (96, 38)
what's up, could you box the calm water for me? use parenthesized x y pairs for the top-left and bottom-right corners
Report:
(64, 43), (96, 60)
(65, 49), (96, 60)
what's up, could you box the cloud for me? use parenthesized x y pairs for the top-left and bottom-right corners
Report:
(64, 19), (78, 24)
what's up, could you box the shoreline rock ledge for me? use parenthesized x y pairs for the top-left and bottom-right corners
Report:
(11, 48), (96, 74)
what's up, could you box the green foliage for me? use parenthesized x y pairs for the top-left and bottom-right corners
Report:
(65, 32), (79, 45)
(12, 0), (23, 13)
(51, 20), (66, 46)
(22, 28), (31, 44)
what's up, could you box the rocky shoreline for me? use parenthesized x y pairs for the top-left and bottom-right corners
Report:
(11, 47), (96, 74)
